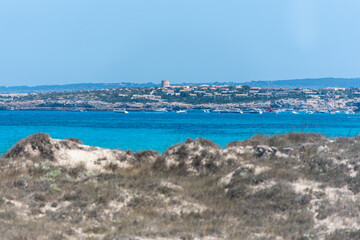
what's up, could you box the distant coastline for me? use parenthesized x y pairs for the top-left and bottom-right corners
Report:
(1, 77), (360, 94)
(1, 81), (360, 113)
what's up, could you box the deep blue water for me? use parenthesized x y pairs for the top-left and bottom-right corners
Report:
(0, 110), (360, 153)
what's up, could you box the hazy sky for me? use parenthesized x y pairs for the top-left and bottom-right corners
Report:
(1, 0), (360, 86)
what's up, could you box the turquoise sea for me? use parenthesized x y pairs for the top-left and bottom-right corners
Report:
(1, 110), (360, 153)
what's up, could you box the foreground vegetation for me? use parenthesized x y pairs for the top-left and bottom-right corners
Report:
(1, 133), (360, 239)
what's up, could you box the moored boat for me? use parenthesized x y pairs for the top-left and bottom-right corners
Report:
(176, 110), (187, 113)
(345, 110), (355, 115)
(155, 108), (167, 112)
(114, 108), (129, 114)
(243, 108), (263, 114)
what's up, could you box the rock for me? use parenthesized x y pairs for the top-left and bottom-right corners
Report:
(219, 166), (253, 187)
(255, 145), (277, 158)
(219, 170), (237, 186)
(317, 145), (329, 153)
(243, 146), (254, 154)
(275, 151), (289, 159)
(282, 147), (293, 154)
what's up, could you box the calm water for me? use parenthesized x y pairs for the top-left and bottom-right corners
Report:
(0, 110), (360, 153)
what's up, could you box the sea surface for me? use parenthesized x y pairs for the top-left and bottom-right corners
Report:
(1, 110), (360, 153)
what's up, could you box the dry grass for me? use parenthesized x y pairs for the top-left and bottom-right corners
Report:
(1, 132), (360, 239)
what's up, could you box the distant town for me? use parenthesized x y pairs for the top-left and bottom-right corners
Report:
(1, 80), (360, 114)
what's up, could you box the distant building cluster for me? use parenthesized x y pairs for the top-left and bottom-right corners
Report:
(131, 94), (161, 101)
(2, 79), (360, 113)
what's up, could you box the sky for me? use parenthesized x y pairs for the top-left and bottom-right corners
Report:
(1, 0), (360, 86)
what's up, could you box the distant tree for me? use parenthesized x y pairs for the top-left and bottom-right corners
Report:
(242, 85), (250, 91)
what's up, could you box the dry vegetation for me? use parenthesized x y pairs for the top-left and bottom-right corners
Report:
(1, 132), (360, 239)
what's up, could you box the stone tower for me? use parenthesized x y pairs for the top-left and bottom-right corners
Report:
(161, 80), (170, 88)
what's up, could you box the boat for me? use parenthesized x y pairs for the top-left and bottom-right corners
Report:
(186, 109), (202, 113)
(243, 108), (263, 114)
(72, 109), (85, 112)
(114, 108), (129, 114)
(176, 110), (187, 113)
(154, 108), (167, 112)
(330, 111), (342, 114)
(211, 109), (242, 113)
(274, 108), (287, 114)
(317, 110), (328, 114)
(345, 110), (355, 115)
(298, 110), (308, 114)
(283, 109), (298, 114)
(203, 109), (210, 113)
(212, 108), (223, 113)
(229, 109), (243, 114)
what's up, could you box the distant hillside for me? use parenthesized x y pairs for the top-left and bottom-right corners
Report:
(0, 82), (159, 94)
(242, 78), (360, 89)
(1, 78), (360, 94)
(0, 82), (242, 94)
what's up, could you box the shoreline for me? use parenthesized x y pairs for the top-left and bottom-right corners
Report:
(2, 131), (360, 155)
(0, 109), (359, 114)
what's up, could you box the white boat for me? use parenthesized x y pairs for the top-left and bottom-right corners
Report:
(274, 108), (286, 114)
(176, 110), (187, 113)
(345, 110), (355, 115)
(228, 109), (243, 114)
(155, 108), (167, 112)
(212, 108), (223, 113)
(212, 109), (240, 113)
(203, 109), (210, 113)
(72, 109), (85, 112)
(298, 109), (314, 114)
(283, 109), (297, 114)
(243, 108), (263, 114)
(114, 108), (129, 114)
(330, 111), (342, 114)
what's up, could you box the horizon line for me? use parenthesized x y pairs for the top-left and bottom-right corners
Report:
(2, 77), (360, 88)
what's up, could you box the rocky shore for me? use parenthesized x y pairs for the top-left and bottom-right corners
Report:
(1, 133), (360, 239)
